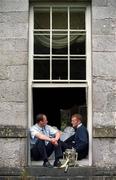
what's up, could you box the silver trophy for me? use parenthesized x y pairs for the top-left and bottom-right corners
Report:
(61, 148), (78, 172)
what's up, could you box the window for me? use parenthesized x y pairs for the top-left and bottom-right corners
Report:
(33, 6), (86, 81)
(28, 3), (92, 165)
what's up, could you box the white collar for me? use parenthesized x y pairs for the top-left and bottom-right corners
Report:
(77, 123), (82, 128)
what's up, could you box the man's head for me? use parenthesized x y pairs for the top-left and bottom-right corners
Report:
(36, 114), (48, 127)
(71, 114), (82, 128)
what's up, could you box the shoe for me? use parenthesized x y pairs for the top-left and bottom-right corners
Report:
(43, 161), (53, 168)
(54, 160), (62, 167)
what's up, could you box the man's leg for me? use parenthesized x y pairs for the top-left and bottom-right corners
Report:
(46, 142), (54, 158)
(31, 139), (50, 162)
(54, 140), (63, 160)
(60, 140), (73, 153)
(53, 140), (63, 167)
(46, 141), (63, 167)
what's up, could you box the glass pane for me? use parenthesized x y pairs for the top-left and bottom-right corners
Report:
(34, 59), (50, 79)
(70, 8), (85, 29)
(70, 59), (86, 80)
(34, 8), (50, 29)
(52, 7), (67, 29)
(52, 33), (68, 54)
(34, 34), (50, 54)
(70, 32), (86, 55)
(52, 58), (68, 79)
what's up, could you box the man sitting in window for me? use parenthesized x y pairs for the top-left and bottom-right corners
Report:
(61, 114), (89, 160)
(30, 114), (62, 168)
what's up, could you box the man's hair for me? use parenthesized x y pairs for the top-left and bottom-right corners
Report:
(71, 114), (82, 121)
(36, 114), (45, 123)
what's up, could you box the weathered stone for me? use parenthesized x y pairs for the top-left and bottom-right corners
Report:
(93, 112), (116, 127)
(92, 19), (116, 35)
(93, 52), (116, 78)
(92, 7), (116, 19)
(0, 0), (28, 170)
(92, 0), (108, 7)
(92, 35), (116, 52)
(0, 66), (8, 80)
(93, 91), (108, 112)
(0, 102), (27, 127)
(0, 81), (27, 102)
(93, 127), (116, 137)
(0, 138), (27, 167)
(0, 0), (28, 12)
(8, 65), (27, 81)
(93, 139), (116, 167)
(0, 126), (27, 138)
(30, 0), (90, 2)
(93, 91), (116, 112)
(107, 93), (116, 111)
(0, 167), (116, 179)
(0, 38), (28, 52)
(0, 51), (28, 65)
(93, 78), (115, 93)
(0, 12), (28, 23)
(108, 0), (116, 7)
(0, 23), (28, 38)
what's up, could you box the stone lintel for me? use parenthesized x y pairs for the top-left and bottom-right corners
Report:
(0, 126), (27, 138)
(93, 127), (116, 138)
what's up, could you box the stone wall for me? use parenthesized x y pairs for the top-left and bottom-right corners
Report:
(92, 0), (116, 166)
(0, 0), (29, 167)
(0, 0), (116, 170)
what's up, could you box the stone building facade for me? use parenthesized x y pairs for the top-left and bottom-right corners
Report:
(0, 0), (116, 178)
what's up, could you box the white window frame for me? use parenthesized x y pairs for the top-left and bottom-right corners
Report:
(28, 3), (92, 166)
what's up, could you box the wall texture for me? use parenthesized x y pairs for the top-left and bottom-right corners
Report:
(0, 0), (116, 170)
(0, 0), (29, 167)
(92, 0), (116, 167)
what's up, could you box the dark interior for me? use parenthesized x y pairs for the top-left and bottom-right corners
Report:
(33, 87), (87, 129)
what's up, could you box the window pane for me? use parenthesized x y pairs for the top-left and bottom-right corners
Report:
(70, 58), (86, 80)
(70, 8), (85, 29)
(34, 58), (50, 79)
(70, 32), (86, 55)
(52, 7), (67, 29)
(52, 58), (68, 79)
(52, 32), (68, 54)
(34, 8), (50, 29)
(34, 34), (50, 54)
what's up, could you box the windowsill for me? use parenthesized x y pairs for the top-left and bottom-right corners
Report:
(31, 158), (89, 167)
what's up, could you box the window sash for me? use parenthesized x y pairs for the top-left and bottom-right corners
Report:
(33, 6), (86, 82)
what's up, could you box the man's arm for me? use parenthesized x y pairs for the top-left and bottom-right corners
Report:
(50, 131), (61, 145)
(35, 132), (52, 142)
(54, 131), (61, 141)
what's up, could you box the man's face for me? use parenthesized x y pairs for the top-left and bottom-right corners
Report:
(71, 117), (79, 128)
(40, 115), (48, 127)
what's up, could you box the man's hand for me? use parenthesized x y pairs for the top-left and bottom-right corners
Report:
(50, 138), (58, 146)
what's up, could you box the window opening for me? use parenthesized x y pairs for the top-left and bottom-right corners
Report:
(29, 3), (92, 166)
(33, 87), (87, 130)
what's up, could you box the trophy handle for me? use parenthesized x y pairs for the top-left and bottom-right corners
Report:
(75, 152), (78, 161)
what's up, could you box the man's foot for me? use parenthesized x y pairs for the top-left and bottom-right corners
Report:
(43, 161), (53, 168)
(54, 160), (62, 167)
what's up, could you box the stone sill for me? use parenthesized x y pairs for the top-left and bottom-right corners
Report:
(0, 126), (116, 138)
(0, 125), (27, 138)
(93, 127), (116, 138)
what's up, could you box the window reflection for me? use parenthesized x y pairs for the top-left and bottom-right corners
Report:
(70, 59), (86, 80)
(52, 7), (67, 29)
(34, 8), (50, 29)
(52, 58), (68, 79)
(34, 59), (50, 79)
